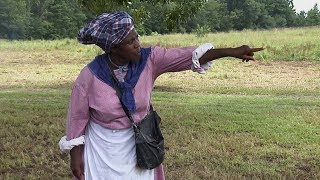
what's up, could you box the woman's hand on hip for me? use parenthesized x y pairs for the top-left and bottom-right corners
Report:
(70, 145), (84, 180)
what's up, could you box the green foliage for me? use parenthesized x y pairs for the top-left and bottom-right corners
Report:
(185, 0), (231, 32)
(46, 0), (86, 39)
(293, 11), (307, 27)
(0, 0), (86, 40)
(306, 4), (320, 26)
(194, 24), (211, 38)
(0, 0), (320, 39)
(28, 0), (86, 39)
(77, 0), (129, 15)
(77, 0), (206, 32)
(0, 0), (30, 39)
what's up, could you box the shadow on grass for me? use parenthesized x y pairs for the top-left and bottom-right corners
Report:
(153, 85), (184, 93)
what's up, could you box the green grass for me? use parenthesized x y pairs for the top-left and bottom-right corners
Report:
(0, 90), (70, 179)
(154, 92), (320, 179)
(0, 27), (320, 179)
(141, 26), (320, 61)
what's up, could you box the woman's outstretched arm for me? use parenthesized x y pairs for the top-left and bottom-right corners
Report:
(199, 45), (264, 64)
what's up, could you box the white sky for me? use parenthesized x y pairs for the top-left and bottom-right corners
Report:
(292, 0), (320, 12)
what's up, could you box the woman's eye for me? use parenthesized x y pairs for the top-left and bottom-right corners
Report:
(129, 38), (137, 45)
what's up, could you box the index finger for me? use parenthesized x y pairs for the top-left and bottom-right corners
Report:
(250, 47), (264, 52)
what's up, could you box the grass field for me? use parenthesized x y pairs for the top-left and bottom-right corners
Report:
(0, 27), (319, 179)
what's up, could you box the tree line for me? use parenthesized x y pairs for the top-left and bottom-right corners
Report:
(0, 0), (319, 40)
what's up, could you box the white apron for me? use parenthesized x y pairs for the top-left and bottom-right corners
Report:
(84, 121), (154, 180)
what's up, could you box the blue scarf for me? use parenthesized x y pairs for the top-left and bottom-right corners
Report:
(88, 47), (151, 113)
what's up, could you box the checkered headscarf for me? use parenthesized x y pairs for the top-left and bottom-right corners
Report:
(77, 11), (134, 52)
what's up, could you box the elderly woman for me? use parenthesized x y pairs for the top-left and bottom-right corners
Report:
(59, 11), (263, 180)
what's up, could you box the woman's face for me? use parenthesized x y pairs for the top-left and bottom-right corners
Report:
(111, 29), (141, 63)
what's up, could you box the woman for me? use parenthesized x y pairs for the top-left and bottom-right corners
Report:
(59, 11), (263, 180)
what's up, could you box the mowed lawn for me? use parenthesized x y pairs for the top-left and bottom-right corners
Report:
(0, 27), (319, 179)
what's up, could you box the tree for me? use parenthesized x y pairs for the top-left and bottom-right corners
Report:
(259, 0), (296, 27)
(77, 0), (207, 31)
(26, 0), (86, 39)
(46, 0), (86, 39)
(0, 0), (315, 39)
(219, 0), (274, 30)
(134, 1), (171, 34)
(0, 0), (30, 39)
(292, 11), (307, 27)
(183, 0), (233, 32)
(26, 0), (54, 39)
(306, 4), (320, 26)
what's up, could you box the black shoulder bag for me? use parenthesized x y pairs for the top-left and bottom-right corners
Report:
(107, 62), (165, 169)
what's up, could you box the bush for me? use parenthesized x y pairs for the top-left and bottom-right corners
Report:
(194, 24), (211, 38)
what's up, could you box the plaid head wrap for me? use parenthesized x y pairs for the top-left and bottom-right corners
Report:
(77, 11), (134, 52)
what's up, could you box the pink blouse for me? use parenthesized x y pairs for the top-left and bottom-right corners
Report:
(66, 46), (196, 140)
(65, 46), (196, 180)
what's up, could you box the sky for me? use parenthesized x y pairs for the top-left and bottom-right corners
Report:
(292, 0), (320, 12)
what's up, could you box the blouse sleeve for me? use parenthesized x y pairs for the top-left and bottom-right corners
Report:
(150, 46), (197, 78)
(66, 83), (90, 140)
(149, 44), (214, 78)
